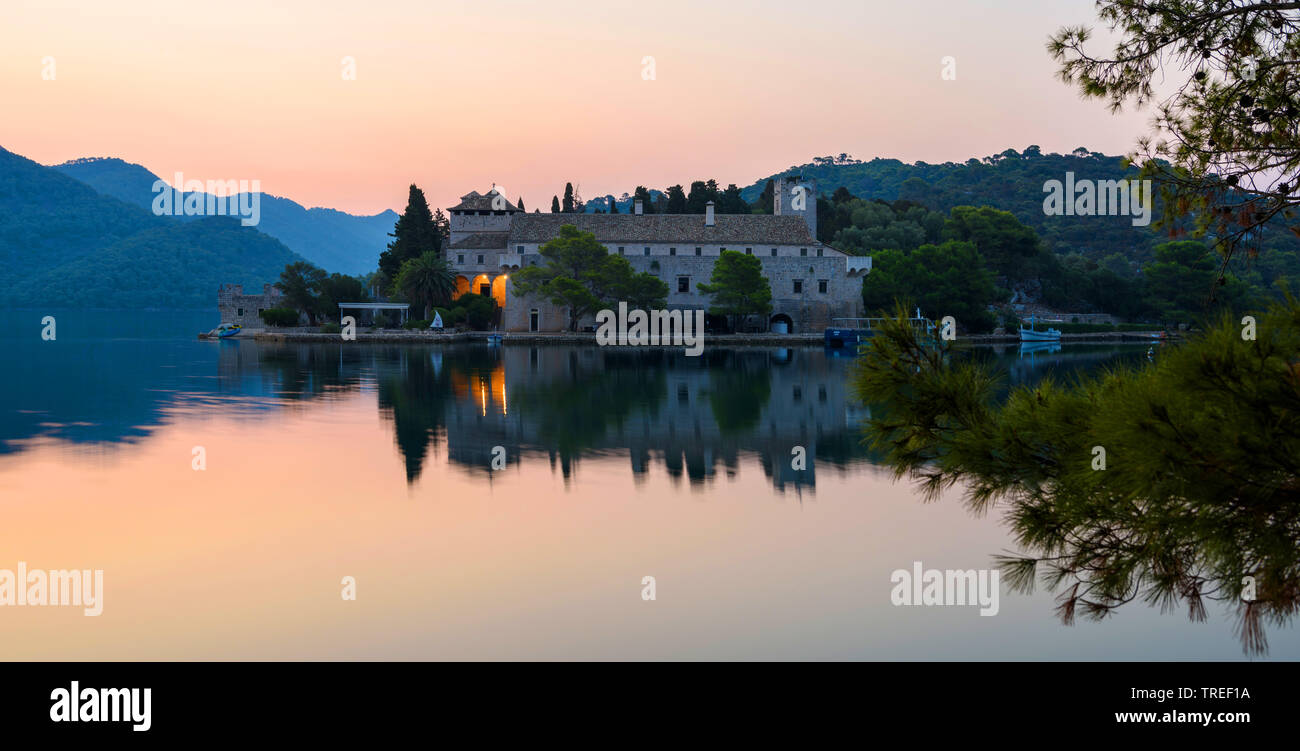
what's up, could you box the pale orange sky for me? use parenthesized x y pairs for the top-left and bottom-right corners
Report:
(2, 0), (1154, 216)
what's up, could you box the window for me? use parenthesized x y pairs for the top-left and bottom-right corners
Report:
(745, 247), (752, 254)
(644, 247), (650, 256)
(677, 276), (689, 293)
(618, 246), (625, 255)
(770, 248), (778, 256)
(669, 247), (676, 256)
(695, 247), (702, 256)
(516, 245), (524, 253)
(800, 248), (808, 257)
(457, 254), (465, 264)
(817, 248), (823, 257)
(818, 279), (828, 294)
(793, 280), (803, 294)
(237, 307), (244, 316)
(477, 254), (484, 264)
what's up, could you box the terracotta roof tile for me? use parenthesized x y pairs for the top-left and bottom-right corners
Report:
(507, 214), (822, 246)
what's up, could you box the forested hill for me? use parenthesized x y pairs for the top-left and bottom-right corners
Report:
(0, 146), (303, 308)
(52, 157), (396, 276)
(742, 147), (1300, 262)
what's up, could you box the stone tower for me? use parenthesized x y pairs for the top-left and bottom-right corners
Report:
(774, 176), (817, 241)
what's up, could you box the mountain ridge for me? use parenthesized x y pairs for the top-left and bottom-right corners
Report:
(51, 156), (395, 276)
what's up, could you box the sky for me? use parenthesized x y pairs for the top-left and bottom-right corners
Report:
(2, 0), (1160, 216)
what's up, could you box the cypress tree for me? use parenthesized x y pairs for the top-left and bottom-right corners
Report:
(378, 184), (440, 290)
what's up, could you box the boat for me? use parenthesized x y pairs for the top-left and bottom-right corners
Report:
(486, 333), (503, 345)
(824, 309), (936, 348)
(216, 323), (242, 339)
(1018, 316), (1060, 342)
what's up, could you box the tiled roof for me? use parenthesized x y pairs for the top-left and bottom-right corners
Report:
(449, 190), (521, 212)
(448, 232), (509, 250)
(507, 214), (821, 246)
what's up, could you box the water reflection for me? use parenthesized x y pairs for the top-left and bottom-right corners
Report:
(0, 309), (1150, 495)
(216, 343), (872, 492)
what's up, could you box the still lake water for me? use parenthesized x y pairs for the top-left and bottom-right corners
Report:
(0, 310), (1293, 660)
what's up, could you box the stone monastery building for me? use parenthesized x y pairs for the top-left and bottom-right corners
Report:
(446, 177), (871, 332)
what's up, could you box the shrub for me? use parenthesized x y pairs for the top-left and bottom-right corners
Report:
(453, 293), (497, 330)
(403, 318), (431, 330)
(260, 307), (299, 327)
(321, 322), (342, 334)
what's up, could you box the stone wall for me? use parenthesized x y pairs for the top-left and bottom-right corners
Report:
(217, 283), (286, 327)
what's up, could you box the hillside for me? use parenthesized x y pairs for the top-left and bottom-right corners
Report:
(741, 147), (1300, 262)
(0, 146), (303, 308)
(53, 157), (395, 275)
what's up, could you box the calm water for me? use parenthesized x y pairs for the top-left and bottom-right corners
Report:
(0, 310), (1292, 659)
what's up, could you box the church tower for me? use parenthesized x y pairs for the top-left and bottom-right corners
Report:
(774, 176), (817, 240)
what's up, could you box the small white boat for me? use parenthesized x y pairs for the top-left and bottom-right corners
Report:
(486, 333), (503, 345)
(1019, 316), (1061, 342)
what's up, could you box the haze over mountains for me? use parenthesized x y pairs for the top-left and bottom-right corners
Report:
(52, 157), (396, 276)
(0, 146), (305, 309)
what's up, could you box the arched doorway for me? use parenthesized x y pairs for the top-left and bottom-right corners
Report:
(471, 274), (491, 298)
(490, 275), (508, 308)
(454, 275), (471, 298)
(770, 313), (794, 334)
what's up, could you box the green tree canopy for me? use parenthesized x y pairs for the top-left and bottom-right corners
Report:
(510, 224), (664, 331)
(943, 205), (1047, 282)
(861, 241), (1000, 333)
(274, 261), (327, 324)
(317, 273), (368, 322)
(697, 250), (773, 331)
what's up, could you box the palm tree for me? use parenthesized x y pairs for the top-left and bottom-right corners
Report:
(395, 251), (456, 319)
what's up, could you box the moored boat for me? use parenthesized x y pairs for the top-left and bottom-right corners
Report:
(1018, 316), (1060, 342)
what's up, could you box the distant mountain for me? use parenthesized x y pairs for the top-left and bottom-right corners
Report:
(52, 157), (396, 275)
(0, 146), (304, 308)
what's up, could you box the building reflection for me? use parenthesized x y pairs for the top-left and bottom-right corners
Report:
(216, 342), (874, 493)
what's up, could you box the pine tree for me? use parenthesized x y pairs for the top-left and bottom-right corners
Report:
(562, 183), (575, 213)
(516, 197), (525, 212)
(608, 195), (618, 214)
(551, 196), (561, 213)
(633, 186), (655, 214)
(852, 299), (1300, 655)
(665, 185), (686, 213)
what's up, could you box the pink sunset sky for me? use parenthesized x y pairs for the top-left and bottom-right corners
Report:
(3, 0), (1156, 216)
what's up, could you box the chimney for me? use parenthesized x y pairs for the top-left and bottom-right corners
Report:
(634, 198), (643, 215)
(705, 201), (715, 227)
